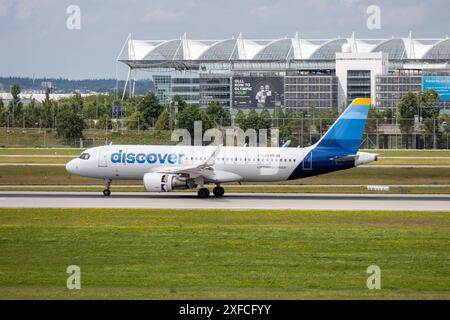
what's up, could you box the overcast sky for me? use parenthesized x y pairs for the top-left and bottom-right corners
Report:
(1, 0), (449, 79)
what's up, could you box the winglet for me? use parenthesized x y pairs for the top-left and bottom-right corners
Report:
(205, 144), (223, 166)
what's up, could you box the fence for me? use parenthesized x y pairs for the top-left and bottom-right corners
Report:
(1, 118), (449, 149)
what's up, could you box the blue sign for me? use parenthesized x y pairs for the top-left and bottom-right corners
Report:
(422, 76), (450, 101)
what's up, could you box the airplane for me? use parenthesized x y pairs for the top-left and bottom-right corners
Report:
(66, 98), (378, 198)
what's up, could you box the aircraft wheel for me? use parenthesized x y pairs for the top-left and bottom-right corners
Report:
(197, 188), (210, 198)
(103, 189), (111, 197)
(213, 186), (225, 197)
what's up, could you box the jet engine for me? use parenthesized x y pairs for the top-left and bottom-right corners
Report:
(143, 172), (194, 192)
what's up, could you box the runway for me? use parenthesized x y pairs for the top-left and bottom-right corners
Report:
(1, 191), (450, 211)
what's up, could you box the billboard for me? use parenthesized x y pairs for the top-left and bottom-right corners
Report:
(422, 76), (450, 101)
(232, 77), (284, 108)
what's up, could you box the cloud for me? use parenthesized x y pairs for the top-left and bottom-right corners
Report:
(142, 7), (184, 23)
(339, 0), (363, 8)
(15, 2), (31, 20)
(383, 3), (431, 29)
(0, 0), (13, 17)
(250, 5), (277, 20)
(1, 0), (449, 78)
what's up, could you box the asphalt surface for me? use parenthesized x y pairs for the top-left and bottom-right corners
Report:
(0, 191), (450, 211)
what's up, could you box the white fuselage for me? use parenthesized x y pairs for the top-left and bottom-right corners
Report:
(66, 145), (315, 182)
(66, 144), (377, 184)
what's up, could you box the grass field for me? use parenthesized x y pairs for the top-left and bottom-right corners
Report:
(2, 147), (450, 157)
(0, 130), (173, 149)
(2, 156), (450, 166)
(362, 149), (450, 157)
(0, 149), (449, 194)
(0, 208), (449, 299)
(0, 148), (82, 156)
(1, 165), (449, 186)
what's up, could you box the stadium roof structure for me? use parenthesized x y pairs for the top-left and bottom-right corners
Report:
(118, 33), (450, 70)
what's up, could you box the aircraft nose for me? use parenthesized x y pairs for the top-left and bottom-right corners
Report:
(65, 159), (77, 174)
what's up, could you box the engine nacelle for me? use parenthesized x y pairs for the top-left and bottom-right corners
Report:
(143, 172), (191, 192)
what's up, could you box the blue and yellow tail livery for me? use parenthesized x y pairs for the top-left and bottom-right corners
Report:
(316, 98), (371, 154)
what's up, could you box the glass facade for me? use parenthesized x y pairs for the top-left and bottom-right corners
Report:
(153, 75), (201, 105)
(171, 77), (200, 104)
(285, 75), (338, 108)
(126, 37), (450, 111)
(152, 75), (172, 105)
(199, 74), (231, 107)
(347, 70), (371, 102)
(375, 70), (422, 109)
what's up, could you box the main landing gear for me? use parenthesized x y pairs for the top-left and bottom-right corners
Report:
(197, 185), (225, 198)
(103, 179), (112, 196)
(197, 188), (210, 198)
(213, 186), (225, 197)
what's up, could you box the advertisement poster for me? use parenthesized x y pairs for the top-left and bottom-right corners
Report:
(232, 77), (284, 108)
(423, 76), (450, 101)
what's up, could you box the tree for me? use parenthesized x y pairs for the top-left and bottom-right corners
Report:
(272, 107), (285, 127)
(172, 95), (188, 112)
(235, 110), (246, 130)
(155, 107), (171, 131)
(316, 108), (338, 135)
(258, 109), (272, 131)
(95, 114), (112, 130)
(440, 114), (450, 134)
(137, 92), (163, 127)
(205, 101), (231, 126)
(9, 84), (22, 126)
(0, 98), (6, 126)
(279, 124), (296, 146)
(365, 107), (382, 133)
(420, 89), (440, 133)
(176, 104), (210, 135)
(398, 92), (418, 134)
(56, 104), (85, 140)
(71, 92), (84, 112)
(245, 109), (259, 131)
(126, 111), (143, 130)
(40, 87), (53, 128)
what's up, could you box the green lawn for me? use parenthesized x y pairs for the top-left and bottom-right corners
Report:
(0, 130), (174, 149)
(0, 148), (82, 156)
(361, 149), (450, 157)
(0, 208), (449, 299)
(2, 155), (450, 166)
(1, 186), (450, 195)
(1, 165), (449, 186)
(1, 147), (450, 157)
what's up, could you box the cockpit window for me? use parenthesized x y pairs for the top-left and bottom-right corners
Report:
(79, 153), (90, 160)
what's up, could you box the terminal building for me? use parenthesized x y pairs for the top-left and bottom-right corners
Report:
(118, 34), (450, 112)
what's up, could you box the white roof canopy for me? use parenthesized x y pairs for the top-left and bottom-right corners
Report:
(122, 34), (450, 62)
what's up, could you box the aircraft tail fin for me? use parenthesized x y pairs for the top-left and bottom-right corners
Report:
(315, 98), (371, 154)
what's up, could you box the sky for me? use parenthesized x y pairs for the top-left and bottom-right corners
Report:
(0, 0), (449, 79)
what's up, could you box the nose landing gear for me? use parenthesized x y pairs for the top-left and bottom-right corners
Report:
(103, 179), (112, 196)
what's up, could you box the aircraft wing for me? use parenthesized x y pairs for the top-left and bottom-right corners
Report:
(151, 145), (226, 181)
